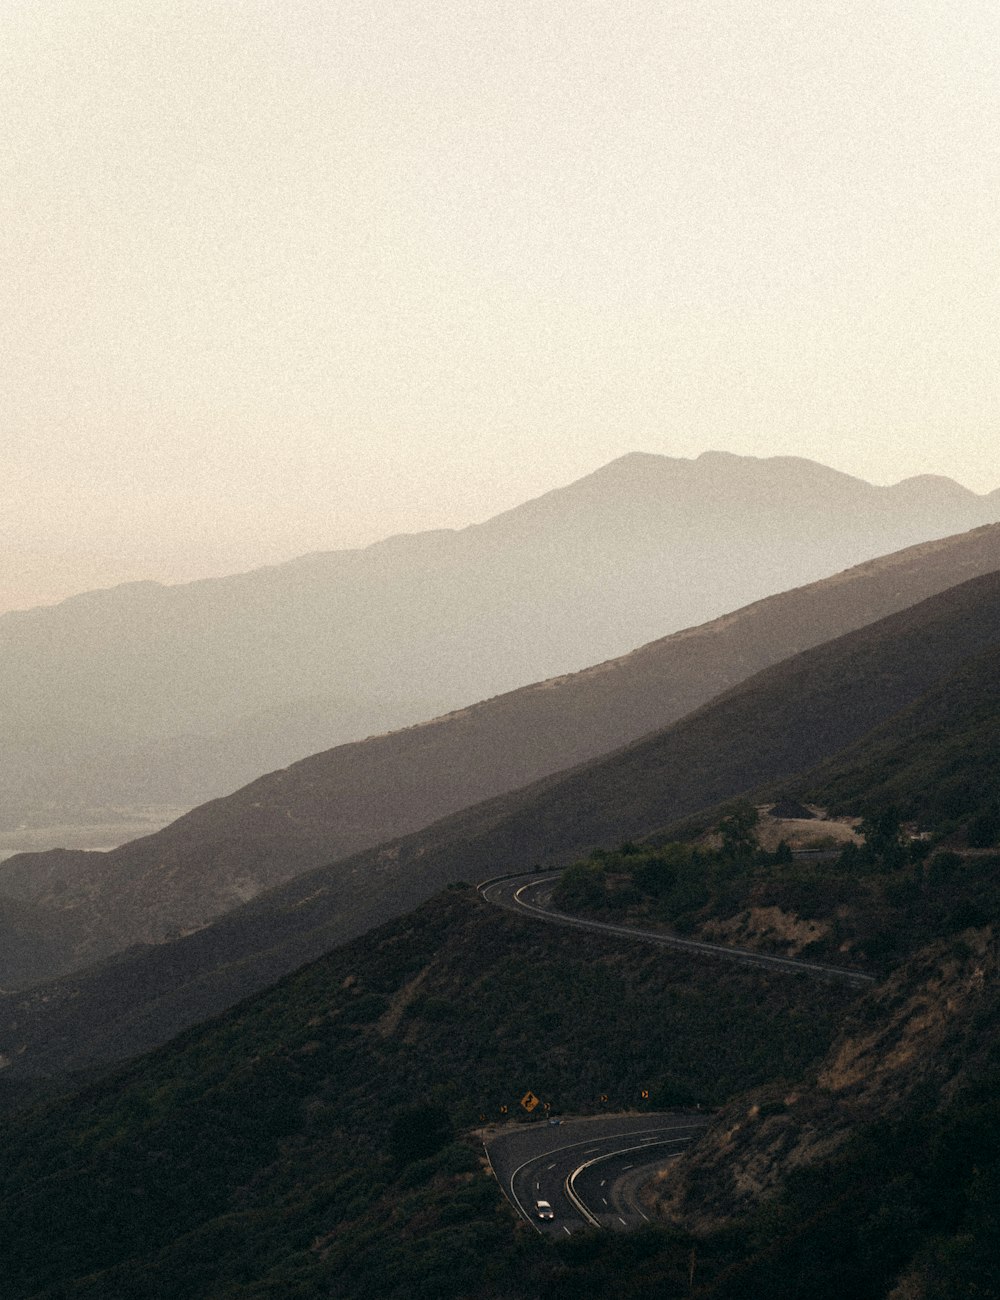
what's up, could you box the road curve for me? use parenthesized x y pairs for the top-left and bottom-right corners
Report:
(485, 1113), (708, 1236)
(479, 872), (875, 987)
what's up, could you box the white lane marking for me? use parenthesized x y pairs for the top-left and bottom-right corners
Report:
(602, 1197), (608, 1206)
(535, 1181), (540, 1191)
(618, 1217), (627, 1226)
(502, 875), (874, 985)
(496, 1123), (707, 1232)
(564, 1137), (696, 1229)
(637, 1208), (649, 1221)
(563, 1227), (571, 1235)
(600, 1179), (606, 1187)
(547, 1163), (556, 1171)
(622, 1164), (633, 1170)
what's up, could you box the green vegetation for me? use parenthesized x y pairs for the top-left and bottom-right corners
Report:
(549, 631), (1000, 980)
(555, 801), (1000, 971)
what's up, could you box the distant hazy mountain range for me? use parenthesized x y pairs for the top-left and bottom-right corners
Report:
(3, 559), (1000, 1076)
(2, 521), (999, 983)
(2, 451), (998, 825)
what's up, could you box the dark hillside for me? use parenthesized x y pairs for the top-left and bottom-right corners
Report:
(551, 641), (1000, 972)
(4, 570), (1000, 1077)
(0, 895), (105, 991)
(4, 522), (999, 972)
(575, 655), (1000, 1296)
(796, 642), (1000, 837)
(0, 888), (854, 1300)
(651, 926), (1000, 1300)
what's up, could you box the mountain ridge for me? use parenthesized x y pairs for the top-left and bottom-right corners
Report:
(4, 565), (1000, 1076)
(8, 451), (995, 616)
(2, 523), (999, 983)
(3, 451), (998, 827)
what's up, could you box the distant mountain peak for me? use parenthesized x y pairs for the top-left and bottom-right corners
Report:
(889, 473), (977, 500)
(695, 448), (745, 463)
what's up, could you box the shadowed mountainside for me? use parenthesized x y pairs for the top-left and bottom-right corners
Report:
(4, 635), (1000, 1298)
(3, 568), (1000, 1076)
(0, 897), (107, 995)
(0, 887), (855, 1300)
(2, 522), (999, 981)
(2, 451), (998, 827)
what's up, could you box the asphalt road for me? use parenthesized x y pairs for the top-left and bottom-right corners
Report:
(479, 872), (875, 988)
(485, 1113), (709, 1236)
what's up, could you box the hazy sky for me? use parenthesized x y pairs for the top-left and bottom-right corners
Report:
(3, 0), (998, 611)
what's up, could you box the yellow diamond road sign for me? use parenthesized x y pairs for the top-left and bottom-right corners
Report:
(520, 1091), (540, 1113)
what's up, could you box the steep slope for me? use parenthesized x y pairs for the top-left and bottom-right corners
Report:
(548, 642), (1000, 974)
(795, 642), (1000, 837)
(0, 888), (855, 1300)
(0, 895), (104, 992)
(3, 451), (997, 826)
(4, 569), (1000, 1077)
(601, 648), (1000, 1296)
(4, 522), (999, 968)
(657, 925), (1000, 1235)
(632, 916), (1000, 1300)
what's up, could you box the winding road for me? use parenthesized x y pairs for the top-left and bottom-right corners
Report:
(479, 871), (875, 987)
(477, 869), (873, 1233)
(485, 1113), (708, 1236)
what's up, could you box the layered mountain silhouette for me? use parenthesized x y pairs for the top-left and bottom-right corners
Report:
(2, 451), (998, 825)
(4, 564), (1000, 1076)
(2, 584), (1000, 1297)
(2, 523), (999, 982)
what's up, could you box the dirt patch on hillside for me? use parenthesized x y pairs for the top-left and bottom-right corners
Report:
(701, 906), (829, 957)
(650, 926), (999, 1233)
(755, 806), (861, 852)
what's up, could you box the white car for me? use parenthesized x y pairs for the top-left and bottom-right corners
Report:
(535, 1200), (554, 1220)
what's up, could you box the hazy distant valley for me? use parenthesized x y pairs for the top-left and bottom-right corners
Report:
(0, 806), (185, 863)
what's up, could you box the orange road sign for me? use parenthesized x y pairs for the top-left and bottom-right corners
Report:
(520, 1091), (540, 1113)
